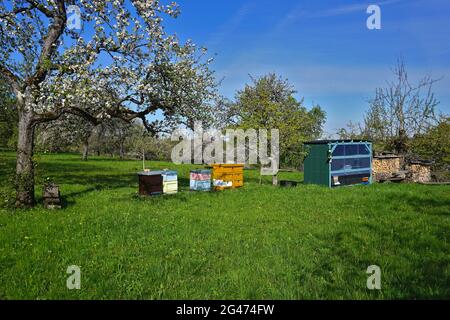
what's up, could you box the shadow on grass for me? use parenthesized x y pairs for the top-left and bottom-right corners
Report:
(383, 192), (450, 217)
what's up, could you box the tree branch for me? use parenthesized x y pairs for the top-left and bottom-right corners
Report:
(0, 6), (34, 19)
(34, 99), (162, 135)
(0, 64), (22, 94)
(24, 0), (55, 18)
(26, 0), (66, 86)
(35, 106), (102, 125)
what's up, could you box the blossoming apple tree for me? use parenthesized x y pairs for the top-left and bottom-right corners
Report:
(0, 0), (217, 207)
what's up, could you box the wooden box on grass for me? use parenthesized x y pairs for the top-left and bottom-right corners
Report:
(162, 170), (178, 194)
(190, 169), (212, 191)
(43, 183), (62, 209)
(212, 164), (244, 191)
(138, 170), (178, 196)
(138, 171), (163, 196)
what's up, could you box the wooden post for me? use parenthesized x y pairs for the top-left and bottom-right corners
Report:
(142, 147), (145, 171)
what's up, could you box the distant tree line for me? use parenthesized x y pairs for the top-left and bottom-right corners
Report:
(35, 117), (176, 162)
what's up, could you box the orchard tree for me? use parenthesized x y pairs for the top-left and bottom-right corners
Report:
(109, 118), (132, 160)
(89, 120), (109, 157)
(231, 73), (326, 168)
(37, 113), (95, 159)
(365, 59), (440, 153)
(336, 121), (364, 140)
(89, 118), (131, 159)
(0, 0), (216, 207)
(126, 123), (174, 166)
(338, 59), (442, 154)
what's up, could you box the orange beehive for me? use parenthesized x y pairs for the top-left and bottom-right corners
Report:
(212, 164), (244, 190)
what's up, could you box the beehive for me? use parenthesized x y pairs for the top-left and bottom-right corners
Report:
(162, 170), (178, 194)
(138, 171), (163, 195)
(212, 164), (244, 190)
(190, 169), (211, 191)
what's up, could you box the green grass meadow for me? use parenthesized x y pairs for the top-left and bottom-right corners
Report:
(0, 151), (449, 299)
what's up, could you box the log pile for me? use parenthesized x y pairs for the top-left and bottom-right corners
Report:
(406, 162), (432, 183)
(372, 155), (403, 182)
(372, 154), (432, 183)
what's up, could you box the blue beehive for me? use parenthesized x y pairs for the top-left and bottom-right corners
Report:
(190, 169), (211, 191)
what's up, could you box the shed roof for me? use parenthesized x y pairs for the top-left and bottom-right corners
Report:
(304, 139), (372, 145)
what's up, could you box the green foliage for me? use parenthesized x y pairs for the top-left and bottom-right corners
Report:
(410, 117), (450, 180)
(411, 117), (450, 164)
(231, 74), (326, 168)
(0, 152), (449, 299)
(0, 77), (17, 149)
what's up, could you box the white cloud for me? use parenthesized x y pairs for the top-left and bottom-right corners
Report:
(274, 0), (403, 33)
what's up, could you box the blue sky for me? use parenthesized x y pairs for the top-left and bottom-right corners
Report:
(164, 0), (450, 134)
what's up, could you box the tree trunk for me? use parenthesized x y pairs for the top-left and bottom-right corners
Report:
(82, 139), (89, 161)
(119, 142), (125, 160)
(15, 108), (36, 208)
(393, 128), (408, 155)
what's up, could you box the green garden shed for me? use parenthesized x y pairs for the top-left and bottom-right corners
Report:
(303, 140), (373, 188)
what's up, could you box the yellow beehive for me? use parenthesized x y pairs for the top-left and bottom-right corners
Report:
(212, 164), (244, 190)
